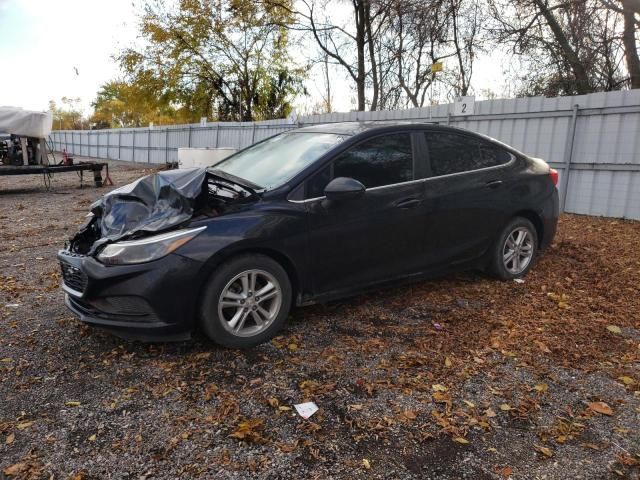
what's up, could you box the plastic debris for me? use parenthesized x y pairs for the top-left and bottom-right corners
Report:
(432, 322), (443, 330)
(294, 402), (318, 419)
(514, 278), (525, 284)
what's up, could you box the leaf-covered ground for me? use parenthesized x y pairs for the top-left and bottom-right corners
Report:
(1, 159), (639, 479)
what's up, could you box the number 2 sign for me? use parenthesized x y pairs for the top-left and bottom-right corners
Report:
(453, 96), (475, 116)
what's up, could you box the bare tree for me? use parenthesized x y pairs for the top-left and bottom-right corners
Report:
(389, 0), (450, 107)
(620, 0), (640, 88)
(488, 0), (630, 95)
(447, 0), (485, 96)
(282, 0), (389, 111)
(375, 0), (485, 108)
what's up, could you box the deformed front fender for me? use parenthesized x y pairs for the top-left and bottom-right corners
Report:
(176, 203), (311, 304)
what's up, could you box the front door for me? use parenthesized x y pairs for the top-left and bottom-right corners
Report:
(303, 132), (427, 295)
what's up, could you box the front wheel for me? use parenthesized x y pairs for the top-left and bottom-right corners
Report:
(489, 217), (538, 280)
(200, 254), (292, 348)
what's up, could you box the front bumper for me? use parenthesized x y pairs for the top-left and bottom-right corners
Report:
(58, 249), (204, 341)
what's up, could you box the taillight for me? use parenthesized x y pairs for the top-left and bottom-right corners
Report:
(549, 168), (559, 186)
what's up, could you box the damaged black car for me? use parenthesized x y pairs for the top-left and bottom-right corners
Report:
(58, 122), (559, 347)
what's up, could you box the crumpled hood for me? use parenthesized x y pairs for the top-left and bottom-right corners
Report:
(68, 166), (259, 256)
(89, 167), (207, 251)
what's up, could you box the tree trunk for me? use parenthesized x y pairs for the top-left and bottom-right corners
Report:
(622, 0), (640, 89)
(364, 2), (379, 111)
(450, 0), (468, 96)
(533, 0), (591, 94)
(354, 0), (367, 111)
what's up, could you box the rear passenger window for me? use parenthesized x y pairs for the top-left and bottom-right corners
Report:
(305, 133), (413, 198)
(425, 133), (511, 176)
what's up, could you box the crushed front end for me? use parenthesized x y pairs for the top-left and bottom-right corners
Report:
(58, 167), (259, 341)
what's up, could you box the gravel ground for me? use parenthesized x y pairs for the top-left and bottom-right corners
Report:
(1, 159), (639, 479)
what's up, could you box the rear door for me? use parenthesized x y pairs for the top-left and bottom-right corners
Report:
(302, 132), (427, 295)
(422, 131), (515, 267)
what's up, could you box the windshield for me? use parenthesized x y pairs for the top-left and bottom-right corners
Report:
(211, 132), (348, 189)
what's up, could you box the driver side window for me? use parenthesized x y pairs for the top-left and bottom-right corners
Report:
(305, 133), (413, 199)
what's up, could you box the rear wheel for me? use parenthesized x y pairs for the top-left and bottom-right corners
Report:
(200, 254), (292, 348)
(489, 217), (538, 280)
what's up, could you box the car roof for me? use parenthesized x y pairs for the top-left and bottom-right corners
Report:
(292, 121), (526, 158)
(294, 121), (463, 136)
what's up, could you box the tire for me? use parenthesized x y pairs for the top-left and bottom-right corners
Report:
(489, 217), (538, 280)
(200, 254), (292, 348)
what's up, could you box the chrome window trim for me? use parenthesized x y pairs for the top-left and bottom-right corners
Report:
(289, 178), (426, 204)
(288, 153), (516, 204)
(424, 152), (516, 182)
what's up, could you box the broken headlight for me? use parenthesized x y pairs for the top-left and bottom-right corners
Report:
(97, 226), (206, 265)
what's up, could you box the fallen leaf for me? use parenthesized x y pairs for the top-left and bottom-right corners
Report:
(288, 343), (298, 352)
(453, 436), (469, 444)
(6, 433), (15, 444)
(497, 466), (513, 477)
(607, 325), (622, 334)
(582, 442), (600, 450)
(16, 421), (33, 430)
(403, 410), (417, 420)
(618, 376), (635, 386)
(3, 463), (28, 476)
(534, 383), (549, 393)
(65, 401), (81, 407)
(617, 453), (638, 466)
(432, 384), (448, 392)
(230, 419), (265, 443)
(277, 441), (298, 453)
(362, 459), (371, 470)
(485, 408), (497, 418)
(204, 383), (219, 401)
(499, 403), (512, 411)
(88, 434), (97, 442)
(534, 444), (554, 457)
(463, 400), (475, 408)
(588, 401), (613, 416)
(534, 340), (551, 353)
(444, 357), (452, 368)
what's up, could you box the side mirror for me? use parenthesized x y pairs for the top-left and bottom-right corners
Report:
(324, 177), (365, 202)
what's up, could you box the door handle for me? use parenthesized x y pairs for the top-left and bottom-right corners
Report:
(394, 198), (422, 209)
(486, 180), (503, 189)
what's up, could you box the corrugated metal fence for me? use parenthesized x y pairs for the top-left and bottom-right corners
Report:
(50, 90), (640, 220)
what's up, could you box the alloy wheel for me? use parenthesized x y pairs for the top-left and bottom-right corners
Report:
(502, 227), (534, 275)
(218, 269), (282, 337)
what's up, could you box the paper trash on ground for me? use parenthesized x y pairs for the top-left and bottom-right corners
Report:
(294, 402), (318, 419)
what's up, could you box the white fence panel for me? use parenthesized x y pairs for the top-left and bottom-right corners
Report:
(49, 90), (640, 220)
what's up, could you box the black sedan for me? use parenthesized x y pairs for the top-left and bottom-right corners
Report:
(58, 122), (559, 347)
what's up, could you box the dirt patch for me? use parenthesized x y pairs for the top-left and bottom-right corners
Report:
(1, 158), (639, 479)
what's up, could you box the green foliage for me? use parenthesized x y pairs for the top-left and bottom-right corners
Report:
(90, 79), (195, 128)
(49, 97), (87, 130)
(108, 0), (306, 123)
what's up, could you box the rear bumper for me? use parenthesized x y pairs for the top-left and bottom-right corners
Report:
(540, 188), (559, 250)
(58, 250), (204, 341)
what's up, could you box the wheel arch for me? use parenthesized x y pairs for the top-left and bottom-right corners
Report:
(195, 246), (301, 314)
(513, 209), (544, 247)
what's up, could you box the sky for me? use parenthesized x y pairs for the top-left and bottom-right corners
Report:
(0, 0), (510, 118)
(0, 0), (137, 113)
